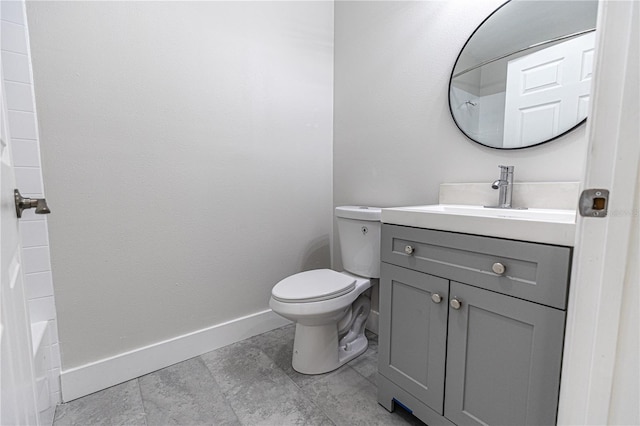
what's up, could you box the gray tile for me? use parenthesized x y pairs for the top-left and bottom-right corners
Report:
(242, 325), (295, 368)
(348, 350), (378, 386)
(201, 343), (291, 393)
(224, 377), (335, 426)
(202, 341), (333, 425)
(53, 380), (146, 426)
(53, 325), (417, 426)
(300, 367), (417, 426)
(138, 357), (239, 426)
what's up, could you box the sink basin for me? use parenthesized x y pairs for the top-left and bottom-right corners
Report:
(381, 204), (576, 246)
(400, 204), (576, 222)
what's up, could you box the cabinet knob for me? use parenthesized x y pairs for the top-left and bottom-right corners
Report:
(404, 245), (415, 255)
(431, 293), (442, 304)
(450, 297), (462, 310)
(492, 262), (506, 275)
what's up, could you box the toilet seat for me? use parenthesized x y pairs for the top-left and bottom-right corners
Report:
(271, 269), (356, 303)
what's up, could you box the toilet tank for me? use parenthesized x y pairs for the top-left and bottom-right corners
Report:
(335, 206), (382, 278)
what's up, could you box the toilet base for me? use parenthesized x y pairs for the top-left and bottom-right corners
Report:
(292, 323), (369, 375)
(338, 333), (368, 364)
(291, 293), (371, 375)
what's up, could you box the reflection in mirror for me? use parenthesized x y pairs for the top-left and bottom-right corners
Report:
(449, 0), (599, 149)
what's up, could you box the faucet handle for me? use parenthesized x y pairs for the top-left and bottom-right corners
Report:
(498, 165), (514, 175)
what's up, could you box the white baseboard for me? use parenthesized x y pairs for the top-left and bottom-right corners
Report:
(60, 309), (290, 402)
(366, 309), (379, 335)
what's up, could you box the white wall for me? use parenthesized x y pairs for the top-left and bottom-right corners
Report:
(333, 0), (587, 244)
(334, 0), (587, 210)
(333, 1), (589, 319)
(1, 0), (60, 422)
(26, 0), (334, 399)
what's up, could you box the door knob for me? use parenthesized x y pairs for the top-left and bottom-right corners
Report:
(14, 189), (51, 218)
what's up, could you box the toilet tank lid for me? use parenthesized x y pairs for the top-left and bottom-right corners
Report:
(335, 206), (381, 221)
(272, 269), (356, 303)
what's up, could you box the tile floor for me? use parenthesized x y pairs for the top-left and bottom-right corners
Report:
(53, 325), (425, 426)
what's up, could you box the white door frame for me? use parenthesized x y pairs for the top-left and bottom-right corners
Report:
(558, 1), (639, 424)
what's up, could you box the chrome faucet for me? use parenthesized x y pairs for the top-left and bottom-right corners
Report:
(490, 165), (515, 208)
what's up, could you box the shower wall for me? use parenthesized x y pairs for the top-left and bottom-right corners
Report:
(26, 1), (334, 400)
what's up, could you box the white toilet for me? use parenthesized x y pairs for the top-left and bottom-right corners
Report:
(269, 206), (381, 374)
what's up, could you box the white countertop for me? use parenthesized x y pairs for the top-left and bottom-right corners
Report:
(381, 204), (577, 246)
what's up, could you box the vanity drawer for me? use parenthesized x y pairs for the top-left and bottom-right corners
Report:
(381, 224), (572, 309)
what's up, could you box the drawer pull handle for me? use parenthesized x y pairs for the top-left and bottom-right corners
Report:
(431, 293), (442, 304)
(450, 297), (462, 310)
(404, 245), (415, 255)
(492, 262), (506, 275)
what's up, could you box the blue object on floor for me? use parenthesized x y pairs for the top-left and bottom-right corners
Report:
(393, 398), (413, 414)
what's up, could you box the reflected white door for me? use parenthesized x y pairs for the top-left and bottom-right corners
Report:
(503, 32), (595, 148)
(0, 53), (39, 425)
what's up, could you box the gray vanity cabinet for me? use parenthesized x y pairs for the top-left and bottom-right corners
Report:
(378, 224), (571, 426)
(378, 263), (449, 414)
(445, 281), (565, 426)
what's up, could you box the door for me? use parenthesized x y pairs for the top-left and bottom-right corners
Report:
(445, 281), (565, 426)
(378, 263), (449, 414)
(558, 2), (639, 424)
(503, 32), (595, 148)
(0, 58), (39, 424)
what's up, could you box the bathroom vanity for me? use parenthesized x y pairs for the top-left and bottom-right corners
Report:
(377, 218), (573, 425)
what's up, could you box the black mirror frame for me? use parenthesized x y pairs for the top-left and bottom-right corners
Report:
(448, 0), (588, 150)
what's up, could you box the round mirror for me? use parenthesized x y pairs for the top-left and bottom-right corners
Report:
(449, 0), (598, 149)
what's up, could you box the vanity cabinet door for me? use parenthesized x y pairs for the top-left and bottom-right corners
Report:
(444, 281), (566, 426)
(378, 263), (449, 414)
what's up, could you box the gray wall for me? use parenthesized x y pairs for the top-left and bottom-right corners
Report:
(333, 1), (588, 302)
(27, 1), (334, 370)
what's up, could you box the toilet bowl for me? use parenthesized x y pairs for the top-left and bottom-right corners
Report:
(270, 269), (372, 374)
(269, 206), (381, 374)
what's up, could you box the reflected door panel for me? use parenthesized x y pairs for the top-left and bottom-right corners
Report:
(503, 32), (595, 148)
